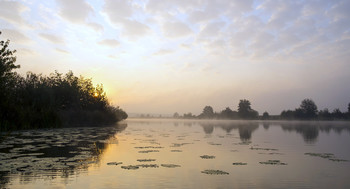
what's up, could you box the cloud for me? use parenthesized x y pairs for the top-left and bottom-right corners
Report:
(0, 1), (27, 24)
(103, 0), (150, 37)
(55, 48), (69, 54)
(39, 33), (65, 44)
(56, 0), (93, 23)
(163, 21), (192, 38)
(1, 29), (31, 44)
(98, 39), (120, 47)
(198, 21), (226, 38)
(153, 49), (174, 56)
(87, 22), (104, 32)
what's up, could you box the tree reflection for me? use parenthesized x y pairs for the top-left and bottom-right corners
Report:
(199, 122), (259, 141)
(279, 121), (350, 143)
(0, 123), (127, 188)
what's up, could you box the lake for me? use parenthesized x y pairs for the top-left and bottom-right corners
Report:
(1, 119), (350, 189)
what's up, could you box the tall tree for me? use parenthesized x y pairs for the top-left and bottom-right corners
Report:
(238, 99), (258, 119)
(298, 99), (318, 119)
(200, 106), (214, 119)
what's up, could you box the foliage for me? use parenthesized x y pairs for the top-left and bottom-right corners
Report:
(238, 99), (258, 119)
(281, 99), (349, 120)
(0, 32), (127, 131)
(198, 106), (214, 119)
(262, 111), (270, 120)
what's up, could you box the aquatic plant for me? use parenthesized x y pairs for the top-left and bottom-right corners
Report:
(171, 150), (182, 152)
(250, 147), (278, 151)
(304, 153), (348, 162)
(138, 150), (160, 153)
(160, 164), (181, 168)
(208, 142), (222, 145)
(134, 146), (163, 149)
(259, 160), (287, 165)
(121, 165), (139, 170)
(137, 159), (156, 162)
(232, 162), (247, 165)
(200, 155), (215, 159)
(201, 169), (229, 175)
(136, 164), (159, 168)
(106, 162), (122, 165)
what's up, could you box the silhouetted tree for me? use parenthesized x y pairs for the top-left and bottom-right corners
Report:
(173, 112), (180, 118)
(262, 111), (269, 120)
(199, 106), (214, 119)
(318, 108), (332, 120)
(280, 110), (295, 120)
(0, 31), (127, 131)
(332, 108), (344, 120)
(238, 99), (258, 119)
(219, 107), (238, 119)
(298, 98), (318, 119)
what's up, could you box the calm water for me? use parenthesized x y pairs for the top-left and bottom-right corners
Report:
(1, 119), (350, 189)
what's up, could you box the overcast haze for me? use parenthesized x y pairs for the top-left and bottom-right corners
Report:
(1, 0), (349, 115)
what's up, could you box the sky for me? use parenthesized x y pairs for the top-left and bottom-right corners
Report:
(0, 0), (350, 115)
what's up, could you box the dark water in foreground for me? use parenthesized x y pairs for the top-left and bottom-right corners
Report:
(1, 119), (350, 189)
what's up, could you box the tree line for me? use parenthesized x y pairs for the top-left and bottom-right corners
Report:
(0, 31), (127, 131)
(174, 98), (350, 121)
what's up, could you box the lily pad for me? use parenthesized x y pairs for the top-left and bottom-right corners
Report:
(171, 150), (182, 152)
(200, 155), (215, 159)
(136, 164), (159, 168)
(121, 165), (139, 170)
(259, 160), (287, 165)
(250, 147), (278, 151)
(137, 159), (156, 162)
(232, 162), (247, 165)
(107, 162), (122, 165)
(138, 150), (160, 153)
(201, 169), (229, 175)
(160, 164), (181, 168)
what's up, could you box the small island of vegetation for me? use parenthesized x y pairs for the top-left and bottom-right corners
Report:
(174, 99), (350, 121)
(0, 31), (127, 131)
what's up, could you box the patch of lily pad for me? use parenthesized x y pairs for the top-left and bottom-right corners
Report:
(250, 147), (278, 151)
(259, 160), (287, 165)
(107, 162), (122, 165)
(121, 165), (139, 170)
(201, 169), (229, 175)
(138, 150), (160, 153)
(160, 164), (181, 168)
(232, 162), (247, 165)
(137, 159), (156, 162)
(304, 153), (348, 162)
(134, 146), (163, 149)
(171, 150), (182, 152)
(200, 155), (215, 159)
(136, 164), (159, 168)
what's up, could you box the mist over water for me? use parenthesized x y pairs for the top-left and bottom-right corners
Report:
(1, 119), (350, 189)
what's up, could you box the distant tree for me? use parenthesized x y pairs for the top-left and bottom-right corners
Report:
(262, 111), (269, 120)
(332, 108), (344, 120)
(298, 99), (318, 119)
(199, 106), (214, 119)
(280, 110), (295, 120)
(173, 112), (180, 118)
(183, 112), (195, 119)
(348, 103), (350, 113)
(238, 99), (258, 119)
(219, 107), (236, 119)
(318, 108), (332, 120)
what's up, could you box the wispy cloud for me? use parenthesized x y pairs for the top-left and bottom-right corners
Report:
(39, 33), (65, 44)
(98, 39), (120, 47)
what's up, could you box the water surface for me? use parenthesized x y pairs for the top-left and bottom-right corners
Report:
(1, 119), (350, 188)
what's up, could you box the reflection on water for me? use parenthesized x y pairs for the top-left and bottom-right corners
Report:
(1, 120), (350, 189)
(0, 123), (127, 188)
